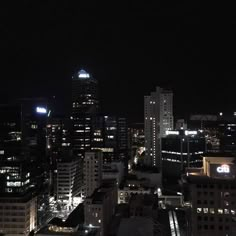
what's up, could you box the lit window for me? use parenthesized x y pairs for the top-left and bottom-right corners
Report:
(218, 209), (223, 214)
(203, 208), (208, 214)
(210, 208), (215, 214)
(225, 209), (230, 214)
(98, 219), (101, 223)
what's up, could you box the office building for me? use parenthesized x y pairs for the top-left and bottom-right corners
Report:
(84, 151), (103, 197)
(71, 69), (99, 157)
(0, 194), (37, 235)
(0, 99), (50, 234)
(183, 154), (236, 236)
(91, 115), (129, 173)
(84, 180), (117, 236)
(56, 157), (80, 206)
(144, 87), (173, 168)
(162, 130), (206, 178)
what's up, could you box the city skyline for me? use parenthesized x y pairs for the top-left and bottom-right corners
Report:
(1, 2), (236, 122)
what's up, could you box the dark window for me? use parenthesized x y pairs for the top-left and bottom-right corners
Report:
(210, 225), (214, 230)
(219, 226), (223, 230)
(204, 225), (208, 230)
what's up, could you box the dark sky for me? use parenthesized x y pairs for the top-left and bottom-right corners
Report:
(0, 2), (236, 122)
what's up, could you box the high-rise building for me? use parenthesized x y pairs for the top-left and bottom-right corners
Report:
(144, 87), (173, 168)
(71, 69), (99, 157)
(84, 151), (103, 197)
(56, 156), (80, 206)
(161, 130), (206, 179)
(0, 98), (50, 234)
(183, 154), (236, 236)
(91, 115), (129, 174)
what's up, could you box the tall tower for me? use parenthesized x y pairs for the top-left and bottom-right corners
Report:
(71, 69), (99, 157)
(144, 87), (173, 168)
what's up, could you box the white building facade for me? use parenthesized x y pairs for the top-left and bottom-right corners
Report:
(0, 195), (37, 235)
(144, 87), (173, 168)
(56, 159), (80, 205)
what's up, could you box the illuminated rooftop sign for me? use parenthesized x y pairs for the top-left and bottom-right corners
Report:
(36, 107), (47, 114)
(78, 69), (90, 78)
(217, 164), (230, 174)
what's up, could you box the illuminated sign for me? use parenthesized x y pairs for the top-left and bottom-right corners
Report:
(166, 131), (179, 135)
(36, 107), (47, 114)
(78, 73), (90, 78)
(185, 130), (197, 136)
(78, 70), (90, 78)
(217, 164), (230, 173)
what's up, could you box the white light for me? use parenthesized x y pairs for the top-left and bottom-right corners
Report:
(217, 164), (230, 173)
(47, 110), (51, 117)
(185, 130), (197, 135)
(219, 112), (223, 116)
(36, 107), (47, 114)
(166, 131), (179, 135)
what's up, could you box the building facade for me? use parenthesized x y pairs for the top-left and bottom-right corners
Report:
(144, 87), (173, 168)
(84, 151), (103, 197)
(71, 69), (99, 157)
(56, 157), (80, 206)
(183, 155), (236, 236)
(162, 130), (206, 178)
(84, 180), (117, 236)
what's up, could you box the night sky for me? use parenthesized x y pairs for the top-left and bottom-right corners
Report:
(0, 2), (236, 122)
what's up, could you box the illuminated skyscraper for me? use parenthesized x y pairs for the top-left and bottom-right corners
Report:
(72, 69), (99, 115)
(144, 87), (173, 168)
(71, 69), (99, 156)
(0, 99), (50, 234)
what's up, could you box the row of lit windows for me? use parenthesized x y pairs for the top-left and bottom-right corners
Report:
(197, 208), (235, 215)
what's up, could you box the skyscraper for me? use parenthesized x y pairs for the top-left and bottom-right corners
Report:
(144, 87), (173, 168)
(0, 99), (50, 234)
(71, 69), (99, 157)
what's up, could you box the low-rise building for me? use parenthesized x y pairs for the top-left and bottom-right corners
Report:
(84, 180), (117, 236)
(0, 194), (37, 235)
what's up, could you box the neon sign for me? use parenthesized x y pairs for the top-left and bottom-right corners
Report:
(217, 164), (230, 173)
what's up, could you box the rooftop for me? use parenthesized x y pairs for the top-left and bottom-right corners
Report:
(72, 69), (94, 80)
